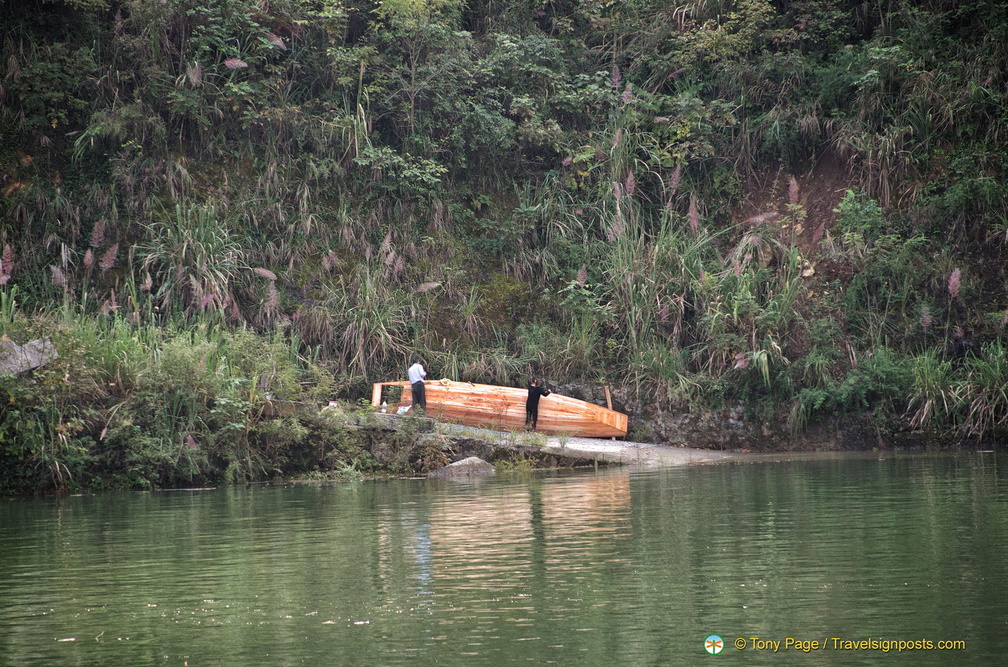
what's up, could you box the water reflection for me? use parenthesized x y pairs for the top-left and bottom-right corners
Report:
(368, 472), (636, 659)
(1, 454), (1007, 665)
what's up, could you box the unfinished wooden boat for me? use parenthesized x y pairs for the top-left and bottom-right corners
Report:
(371, 380), (628, 438)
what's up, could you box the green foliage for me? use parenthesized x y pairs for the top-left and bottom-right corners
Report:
(0, 306), (367, 493)
(0, 369), (92, 493)
(296, 262), (411, 377)
(1, 39), (99, 144)
(46, 0), (110, 10)
(140, 203), (248, 321)
(833, 189), (887, 243)
(790, 347), (915, 435)
(908, 343), (1008, 443)
(353, 146), (448, 199)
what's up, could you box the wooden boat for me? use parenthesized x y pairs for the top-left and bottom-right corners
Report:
(371, 380), (628, 438)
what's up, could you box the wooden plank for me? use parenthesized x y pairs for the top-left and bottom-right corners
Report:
(604, 386), (615, 440)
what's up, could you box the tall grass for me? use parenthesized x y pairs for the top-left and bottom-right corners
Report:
(910, 344), (1008, 442)
(140, 203), (248, 321)
(959, 344), (1008, 441)
(293, 262), (409, 378)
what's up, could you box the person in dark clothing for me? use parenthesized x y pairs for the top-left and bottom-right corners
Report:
(525, 378), (551, 431)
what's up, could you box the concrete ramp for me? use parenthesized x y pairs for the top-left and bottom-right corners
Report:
(541, 436), (734, 467)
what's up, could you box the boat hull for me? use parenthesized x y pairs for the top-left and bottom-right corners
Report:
(371, 381), (628, 438)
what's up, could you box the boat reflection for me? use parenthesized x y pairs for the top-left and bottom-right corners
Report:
(376, 471), (633, 599)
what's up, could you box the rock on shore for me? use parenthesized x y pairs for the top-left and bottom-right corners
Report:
(427, 456), (497, 478)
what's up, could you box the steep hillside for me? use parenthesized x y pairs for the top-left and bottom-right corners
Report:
(1, 0), (1006, 492)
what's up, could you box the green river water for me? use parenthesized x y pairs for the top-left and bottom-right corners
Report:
(2, 452), (1006, 665)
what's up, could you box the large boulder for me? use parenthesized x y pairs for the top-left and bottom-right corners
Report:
(0, 337), (58, 375)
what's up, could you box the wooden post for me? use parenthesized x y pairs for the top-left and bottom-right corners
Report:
(604, 385), (616, 440)
(371, 383), (383, 407)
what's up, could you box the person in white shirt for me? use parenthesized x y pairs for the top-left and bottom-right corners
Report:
(407, 359), (427, 412)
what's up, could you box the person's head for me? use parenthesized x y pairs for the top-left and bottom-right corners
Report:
(412, 359), (420, 366)
(530, 377), (538, 386)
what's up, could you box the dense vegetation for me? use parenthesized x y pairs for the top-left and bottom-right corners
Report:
(2, 0), (1006, 493)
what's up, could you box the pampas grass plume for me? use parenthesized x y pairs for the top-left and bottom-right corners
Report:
(948, 268), (961, 298)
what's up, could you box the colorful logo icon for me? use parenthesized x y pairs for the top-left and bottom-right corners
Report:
(705, 634), (724, 655)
